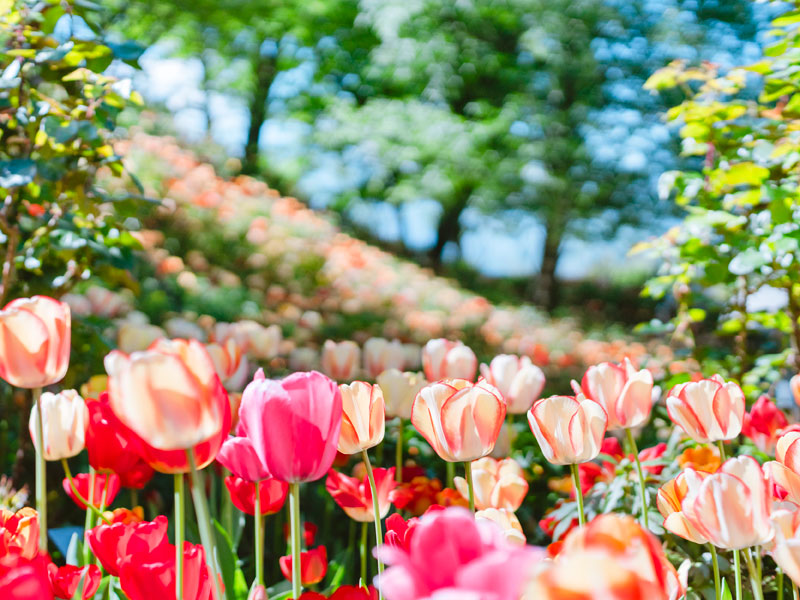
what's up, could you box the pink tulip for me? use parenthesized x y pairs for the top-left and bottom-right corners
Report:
(764, 430), (800, 505)
(216, 428), (271, 483)
(238, 370), (342, 483)
(105, 338), (228, 451)
(666, 375), (745, 443)
(576, 358), (653, 430)
(681, 456), (772, 549)
(479, 355), (545, 414)
(453, 457), (528, 511)
(321, 340), (360, 381)
(411, 379), (505, 462)
(527, 394), (607, 465)
(0, 296), (70, 388)
(422, 339), (477, 382)
(363, 338), (405, 379)
(377, 506), (542, 600)
(338, 381), (385, 454)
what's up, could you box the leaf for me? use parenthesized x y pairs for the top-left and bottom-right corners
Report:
(212, 519), (248, 600)
(721, 577), (733, 600)
(0, 159), (36, 188)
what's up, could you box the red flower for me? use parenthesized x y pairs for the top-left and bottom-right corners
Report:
(224, 475), (288, 516)
(119, 541), (216, 600)
(742, 395), (788, 454)
(86, 515), (169, 576)
(85, 394), (143, 475)
(48, 563), (101, 599)
(600, 437), (624, 459)
(280, 546), (328, 585)
(326, 467), (396, 522)
(0, 550), (53, 599)
(118, 458), (155, 489)
(639, 443), (667, 475)
(329, 586), (378, 600)
(283, 522), (318, 548)
(62, 473), (120, 510)
(384, 506), (445, 551)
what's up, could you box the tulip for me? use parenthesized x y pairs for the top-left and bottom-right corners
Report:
(666, 375), (745, 446)
(475, 508), (525, 545)
(338, 381), (385, 454)
(771, 509), (800, 588)
(528, 394), (607, 525)
(0, 551), (54, 600)
(764, 430), (800, 505)
(377, 370), (426, 421)
(28, 390), (87, 461)
(363, 338), (405, 379)
(792, 374), (800, 408)
(677, 444), (721, 473)
(205, 338), (244, 388)
(742, 395), (787, 454)
(0, 508), (39, 559)
(480, 355), (545, 414)
(280, 546), (328, 586)
(84, 393), (143, 475)
(118, 459), (155, 490)
(103, 507), (144, 525)
(0, 295), (70, 388)
(282, 522), (318, 549)
(321, 340), (360, 381)
(326, 467), (397, 522)
(224, 475), (288, 516)
(454, 457), (528, 512)
(87, 515), (169, 576)
(213, 320), (281, 360)
(421, 339), (477, 381)
(118, 541), (215, 600)
(62, 472), (120, 511)
(657, 470), (710, 544)
(376, 507), (542, 600)
(48, 564), (101, 599)
(576, 358), (653, 430)
(217, 431), (271, 483)
(116, 320), (165, 354)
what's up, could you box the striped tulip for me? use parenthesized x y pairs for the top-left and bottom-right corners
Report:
(422, 339), (477, 382)
(527, 394), (607, 465)
(764, 430), (800, 505)
(479, 355), (545, 415)
(337, 381), (385, 454)
(577, 358), (653, 430)
(657, 470), (710, 544)
(666, 375), (745, 443)
(321, 340), (360, 382)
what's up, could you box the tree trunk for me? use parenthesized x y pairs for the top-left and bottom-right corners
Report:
(534, 216), (565, 311)
(242, 51), (276, 175)
(428, 188), (472, 268)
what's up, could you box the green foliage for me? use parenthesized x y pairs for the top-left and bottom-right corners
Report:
(640, 0), (800, 390)
(0, 0), (145, 304)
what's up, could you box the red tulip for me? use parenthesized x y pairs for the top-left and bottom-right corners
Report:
(119, 540), (216, 600)
(118, 458), (155, 489)
(62, 472), (120, 510)
(283, 522), (318, 548)
(85, 393), (143, 475)
(239, 370), (342, 483)
(0, 295), (70, 388)
(742, 395), (787, 454)
(326, 467), (397, 522)
(280, 545), (328, 585)
(48, 563), (101, 599)
(0, 550), (53, 599)
(87, 515), (169, 576)
(224, 475), (288, 516)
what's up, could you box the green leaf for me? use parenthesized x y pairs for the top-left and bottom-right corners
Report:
(212, 519), (247, 600)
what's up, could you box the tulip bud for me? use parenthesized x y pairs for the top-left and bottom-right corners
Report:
(338, 381), (386, 454)
(29, 390), (87, 460)
(527, 394), (607, 465)
(321, 340), (360, 381)
(666, 375), (744, 443)
(376, 369), (425, 420)
(480, 355), (545, 414)
(422, 339), (477, 382)
(363, 337), (406, 379)
(578, 358), (653, 430)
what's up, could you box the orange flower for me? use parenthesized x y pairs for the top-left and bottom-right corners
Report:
(0, 507), (39, 559)
(657, 470), (710, 544)
(676, 445), (720, 473)
(103, 506), (145, 525)
(279, 546), (328, 585)
(392, 476), (443, 516)
(337, 382), (385, 454)
(434, 487), (470, 509)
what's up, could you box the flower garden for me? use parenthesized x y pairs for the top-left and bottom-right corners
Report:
(5, 0), (800, 599)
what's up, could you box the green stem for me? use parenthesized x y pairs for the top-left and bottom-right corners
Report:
(175, 474), (185, 600)
(61, 460), (111, 524)
(82, 467), (96, 565)
(793, 581), (798, 600)
(625, 428), (649, 530)
(362, 450), (384, 598)
(289, 482), (302, 599)
(33, 387), (46, 552)
(734, 549), (743, 600)
(710, 544), (720, 600)
(395, 421), (403, 483)
(187, 450), (226, 600)
(717, 440), (727, 461)
(744, 547), (763, 600)
(778, 568), (784, 600)
(130, 488), (138, 508)
(254, 480), (264, 587)
(507, 413), (514, 452)
(446, 461), (455, 488)
(464, 460), (475, 513)
(569, 463), (586, 526)
(360, 521), (368, 586)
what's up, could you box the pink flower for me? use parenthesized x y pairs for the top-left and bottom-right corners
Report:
(666, 375), (745, 443)
(422, 339), (477, 382)
(764, 430), (800, 504)
(742, 395), (787, 454)
(238, 370), (342, 483)
(479, 355), (545, 414)
(527, 394), (607, 465)
(377, 507), (542, 600)
(321, 340), (360, 381)
(577, 358), (653, 430)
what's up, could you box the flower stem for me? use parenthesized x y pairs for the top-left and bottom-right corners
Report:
(709, 544), (720, 600)
(793, 580), (798, 600)
(569, 463), (586, 526)
(187, 450), (226, 600)
(744, 547), (763, 600)
(734, 549), (743, 600)
(360, 521), (368, 586)
(717, 440), (727, 461)
(464, 461), (475, 513)
(174, 473), (185, 600)
(32, 387), (46, 552)
(61, 460), (111, 524)
(82, 467), (96, 565)
(254, 480), (264, 587)
(778, 567), (784, 600)
(362, 449), (385, 598)
(625, 428), (649, 530)
(289, 482), (302, 599)
(446, 461), (455, 488)
(395, 421), (403, 483)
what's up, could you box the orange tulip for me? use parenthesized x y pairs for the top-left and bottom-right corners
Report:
(475, 508), (525, 545)
(104, 338), (228, 451)
(376, 369), (426, 420)
(321, 340), (360, 381)
(577, 358), (653, 430)
(527, 394), (607, 465)
(422, 339), (477, 382)
(657, 470), (710, 544)
(453, 457), (528, 511)
(363, 337), (405, 379)
(337, 381), (385, 454)
(411, 379), (505, 462)
(479, 354), (545, 414)
(0, 295), (70, 388)
(676, 444), (720, 473)
(0, 507), (39, 559)
(764, 430), (800, 504)
(28, 389), (88, 460)
(666, 375), (745, 443)
(681, 456), (772, 549)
